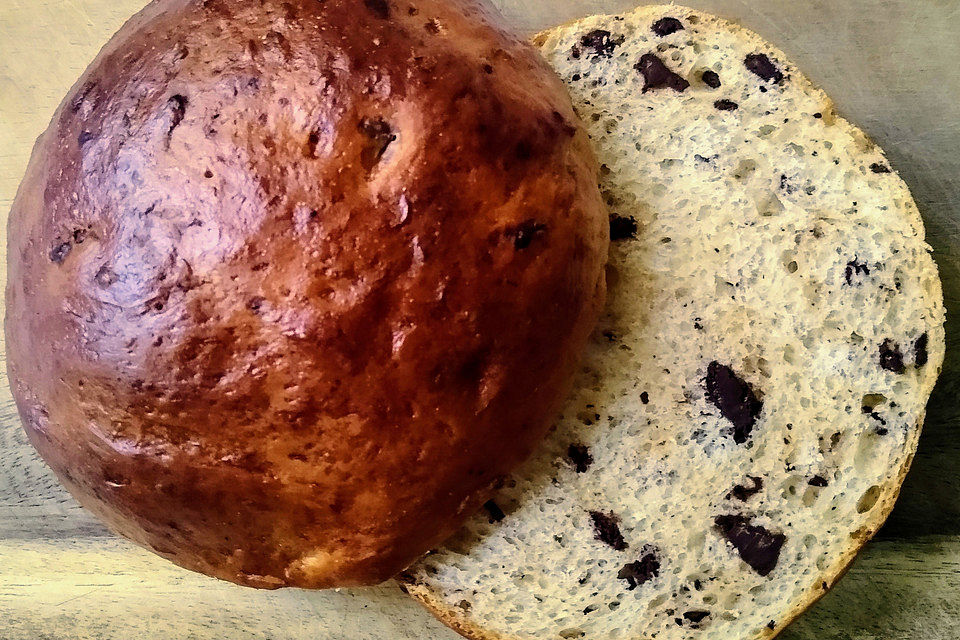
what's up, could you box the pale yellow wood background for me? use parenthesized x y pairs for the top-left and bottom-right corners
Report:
(1, 1), (959, 638)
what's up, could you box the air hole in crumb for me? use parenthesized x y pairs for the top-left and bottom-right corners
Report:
(857, 485), (881, 513)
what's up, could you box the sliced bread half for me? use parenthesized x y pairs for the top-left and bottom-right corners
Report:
(401, 5), (945, 640)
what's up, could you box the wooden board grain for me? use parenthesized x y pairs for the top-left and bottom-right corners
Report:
(1, 1), (959, 638)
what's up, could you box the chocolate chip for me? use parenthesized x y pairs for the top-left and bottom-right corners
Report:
(635, 54), (690, 93)
(701, 70), (721, 88)
(609, 214), (638, 241)
(509, 220), (547, 249)
(844, 260), (870, 285)
(705, 362), (763, 444)
(869, 162), (891, 174)
(305, 129), (322, 158)
(78, 130), (96, 146)
(49, 242), (72, 264)
(651, 17), (684, 37)
(551, 110), (578, 137)
(567, 443), (593, 473)
(483, 500), (505, 523)
(617, 548), (660, 589)
(714, 514), (785, 576)
(357, 117), (396, 170)
(808, 475), (829, 487)
(640, 391), (649, 405)
(590, 511), (628, 551)
(728, 476), (763, 501)
(813, 112), (823, 119)
(914, 333), (929, 367)
(167, 94), (188, 138)
(683, 611), (710, 623)
(744, 53), (783, 83)
(713, 99), (739, 111)
(767, 621), (776, 630)
(879, 339), (905, 374)
(579, 29), (623, 58)
(364, 0), (390, 18)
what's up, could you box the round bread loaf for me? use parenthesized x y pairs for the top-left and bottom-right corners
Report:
(4, 0), (607, 588)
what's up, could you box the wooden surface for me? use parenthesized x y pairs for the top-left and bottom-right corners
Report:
(1, 0), (959, 637)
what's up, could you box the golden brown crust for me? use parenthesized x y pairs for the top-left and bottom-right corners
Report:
(5, 0), (607, 589)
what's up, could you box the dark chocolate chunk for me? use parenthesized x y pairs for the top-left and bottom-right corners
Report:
(509, 220), (547, 249)
(567, 443), (593, 473)
(635, 54), (690, 93)
(617, 548), (660, 589)
(879, 339), (905, 374)
(728, 476), (763, 501)
(808, 475), (829, 487)
(869, 162), (891, 174)
(579, 29), (623, 58)
(166, 94), (188, 138)
(364, 0), (390, 18)
(651, 17), (684, 36)
(767, 621), (777, 630)
(551, 110), (578, 137)
(705, 361), (763, 444)
(49, 242), (72, 264)
(778, 174), (795, 194)
(701, 70), (721, 88)
(357, 117), (396, 170)
(813, 112), (823, 119)
(844, 260), (870, 285)
(483, 500), (505, 523)
(744, 53), (783, 83)
(683, 611), (710, 623)
(914, 333), (929, 367)
(305, 129), (322, 157)
(713, 99), (739, 111)
(714, 514), (785, 576)
(590, 511), (628, 551)
(609, 214), (638, 241)
(640, 391), (649, 405)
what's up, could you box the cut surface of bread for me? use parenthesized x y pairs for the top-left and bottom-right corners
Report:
(402, 5), (945, 639)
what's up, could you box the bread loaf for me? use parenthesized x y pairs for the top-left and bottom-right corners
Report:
(402, 5), (945, 638)
(5, 0), (607, 589)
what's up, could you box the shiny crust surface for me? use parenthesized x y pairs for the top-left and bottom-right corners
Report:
(5, 0), (607, 588)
